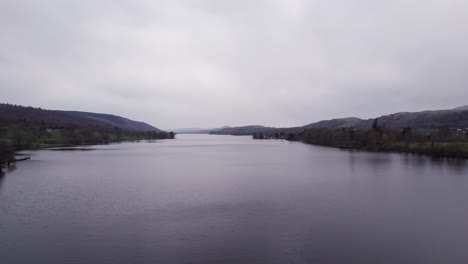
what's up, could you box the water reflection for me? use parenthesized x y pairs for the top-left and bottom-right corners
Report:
(0, 164), (16, 190)
(346, 150), (394, 174)
(429, 158), (468, 175)
(347, 149), (468, 175)
(0, 169), (4, 189)
(0, 164), (17, 174)
(1, 135), (468, 264)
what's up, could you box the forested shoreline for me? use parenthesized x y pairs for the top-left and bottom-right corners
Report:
(0, 126), (175, 169)
(0, 103), (175, 169)
(253, 120), (468, 159)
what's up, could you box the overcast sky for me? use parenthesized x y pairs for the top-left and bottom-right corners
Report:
(1, 0), (467, 129)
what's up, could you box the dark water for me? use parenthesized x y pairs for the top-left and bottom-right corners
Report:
(1, 134), (468, 264)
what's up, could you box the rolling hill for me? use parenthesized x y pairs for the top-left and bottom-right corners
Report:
(304, 117), (363, 129)
(0, 103), (173, 150)
(64, 111), (161, 132)
(355, 107), (468, 129)
(0, 103), (163, 132)
(210, 106), (468, 136)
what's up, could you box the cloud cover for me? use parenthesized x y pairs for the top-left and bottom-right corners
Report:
(1, 0), (467, 129)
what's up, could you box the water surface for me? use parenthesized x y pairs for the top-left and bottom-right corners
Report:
(1, 134), (468, 264)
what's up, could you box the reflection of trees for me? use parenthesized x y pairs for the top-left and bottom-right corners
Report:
(0, 139), (15, 167)
(0, 164), (17, 191)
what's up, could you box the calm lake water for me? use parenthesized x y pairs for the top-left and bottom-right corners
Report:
(1, 134), (468, 264)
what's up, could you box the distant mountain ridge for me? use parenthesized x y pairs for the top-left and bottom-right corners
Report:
(453, 105), (468, 110)
(210, 106), (468, 135)
(172, 127), (227, 134)
(304, 117), (363, 129)
(209, 125), (273, 135)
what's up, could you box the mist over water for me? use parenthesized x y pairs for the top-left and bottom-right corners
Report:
(1, 134), (468, 264)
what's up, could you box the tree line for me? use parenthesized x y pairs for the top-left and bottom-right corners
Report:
(0, 139), (15, 168)
(1, 125), (175, 148)
(1, 125), (175, 170)
(253, 119), (468, 158)
(0, 103), (176, 169)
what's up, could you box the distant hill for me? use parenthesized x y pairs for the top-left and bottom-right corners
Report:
(64, 111), (161, 132)
(172, 127), (227, 134)
(304, 106), (468, 130)
(211, 106), (468, 136)
(209, 119), (367, 136)
(304, 117), (363, 129)
(453, 105), (468, 110)
(209, 125), (276, 136)
(355, 107), (468, 129)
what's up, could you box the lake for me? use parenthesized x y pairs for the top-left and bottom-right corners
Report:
(1, 134), (468, 264)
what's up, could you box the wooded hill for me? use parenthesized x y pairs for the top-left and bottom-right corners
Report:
(0, 103), (175, 166)
(64, 111), (162, 132)
(209, 106), (468, 158)
(210, 106), (468, 136)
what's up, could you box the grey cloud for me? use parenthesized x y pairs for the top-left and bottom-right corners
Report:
(1, 0), (467, 129)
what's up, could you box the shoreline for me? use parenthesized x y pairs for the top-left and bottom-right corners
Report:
(298, 140), (468, 159)
(1, 137), (176, 171)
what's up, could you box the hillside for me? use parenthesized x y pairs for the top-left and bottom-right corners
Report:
(64, 111), (161, 132)
(356, 107), (468, 129)
(453, 105), (468, 110)
(212, 106), (468, 136)
(250, 106), (468, 159)
(304, 117), (363, 129)
(0, 104), (113, 130)
(0, 103), (174, 151)
(0, 104), (163, 132)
